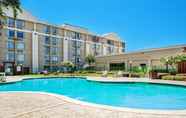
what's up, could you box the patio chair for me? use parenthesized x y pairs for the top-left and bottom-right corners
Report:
(113, 71), (123, 78)
(116, 71), (123, 77)
(102, 71), (108, 77)
(0, 73), (6, 82)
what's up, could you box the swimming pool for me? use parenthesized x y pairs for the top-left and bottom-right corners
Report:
(0, 77), (186, 110)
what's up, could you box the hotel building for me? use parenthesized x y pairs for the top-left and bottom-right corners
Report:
(96, 45), (186, 71)
(0, 9), (125, 74)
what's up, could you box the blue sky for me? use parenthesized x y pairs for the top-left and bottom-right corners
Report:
(22, 0), (186, 52)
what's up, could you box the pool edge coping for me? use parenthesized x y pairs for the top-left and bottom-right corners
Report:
(1, 76), (186, 115)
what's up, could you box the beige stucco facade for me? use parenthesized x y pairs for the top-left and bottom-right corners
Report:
(96, 45), (186, 71)
(0, 9), (125, 73)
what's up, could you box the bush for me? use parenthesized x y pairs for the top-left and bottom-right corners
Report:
(131, 66), (148, 74)
(96, 71), (102, 74)
(150, 66), (177, 73)
(162, 75), (186, 81)
(84, 66), (96, 71)
(130, 72), (145, 78)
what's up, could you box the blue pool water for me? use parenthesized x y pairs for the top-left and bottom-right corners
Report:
(0, 77), (186, 110)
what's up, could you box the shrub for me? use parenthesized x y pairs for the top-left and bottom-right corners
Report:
(150, 66), (177, 73)
(130, 73), (141, 78)
(131, 66), (148, 74)
(96, 71), (102, 74)
(162, 75), (186, 81)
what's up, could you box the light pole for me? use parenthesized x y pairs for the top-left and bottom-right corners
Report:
(129, 61), (132, 72)
(166, 59), (169, 73)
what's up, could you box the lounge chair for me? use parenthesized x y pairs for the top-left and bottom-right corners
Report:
(0, 73), (6, 82)
(113, 71), (123, 78)
(102, 71), (108, 77)
(116, 71), (123, 77)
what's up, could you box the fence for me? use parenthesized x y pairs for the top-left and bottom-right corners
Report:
(178, 61), (186, 73)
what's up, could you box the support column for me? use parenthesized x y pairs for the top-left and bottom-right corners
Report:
(32, 32), (39, 73)
(85, 42), (90, 56)
(125, 60), (128, 71)
(63, 31), (68, 61)
(148, 59), (152, 69)
(106, 61), (110, 71)
(63, 39), (69, 61)
(147, 59), (152, 78)
(103, 44), (107, 56)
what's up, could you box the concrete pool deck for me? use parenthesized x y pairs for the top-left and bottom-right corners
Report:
(0, 76), (186, 118)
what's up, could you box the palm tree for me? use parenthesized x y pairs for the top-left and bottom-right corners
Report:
(85, 54), (95, 66)
(0, 0), (22, 18)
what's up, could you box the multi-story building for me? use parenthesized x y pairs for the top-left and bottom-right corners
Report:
(0, 9), (125, 74)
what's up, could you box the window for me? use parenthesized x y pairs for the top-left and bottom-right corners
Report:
(122, 42), (125, 52)
(51, 37), (58, 45)
(43, 25), (50, 34)
(6, 52), (15, 61)
(51, 47), (58, 55)
(17, 31), (24, 40)
(16, 42), (24, 50)
(107, 46), (114, 54)
(44, 36), (50, 45)
(71, 32), (76, 39)
(76, 57), (80, 63)
(51, 56), (58, 64)
(7, 30), (15, 38)
(44, 46), (50, 55)
(17, 54), (25, 63)
(8, 18), (15, 27)
(107, 40), (114, 45)
(7, 41), (14, 49)
(75, 32), (80, 39)
(110, 63), (125, 71)
(44, 56), (50, 64)
(51, 27), (58, 35)
(16, 20), (25, 29)
(92, 36), (99, 42)
(76, 49), (81, 55)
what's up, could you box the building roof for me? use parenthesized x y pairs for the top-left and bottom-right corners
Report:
(102, 33), (123, 41)
(4, 8), (123, 42)
(3, 7), (38, 22)
(97, 44), (186, 57)
(61, 23), (95, 35)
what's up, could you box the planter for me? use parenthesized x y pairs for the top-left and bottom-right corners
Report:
(149, 71), (158, 79)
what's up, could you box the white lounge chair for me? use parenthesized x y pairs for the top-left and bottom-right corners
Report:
(117, 71), (123, 77)
(102, 71), (108, 77)
(113, 71), (123, 77)
(0, 73), (6, 82)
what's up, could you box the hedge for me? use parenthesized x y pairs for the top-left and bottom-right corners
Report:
(162, 75), (186, 81)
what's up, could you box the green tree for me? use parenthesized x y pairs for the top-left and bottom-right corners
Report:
(160, 55), (186, 73)
(174, 54), (186, 63)
(61, 61), (75, 72)
(85, 54), (95, 66)
(0, 0), (22, 18)
(160, 56), (176, 69)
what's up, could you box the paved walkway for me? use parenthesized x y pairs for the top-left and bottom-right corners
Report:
(0, 92), (186, 118)
(0, 76), (186, 118)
